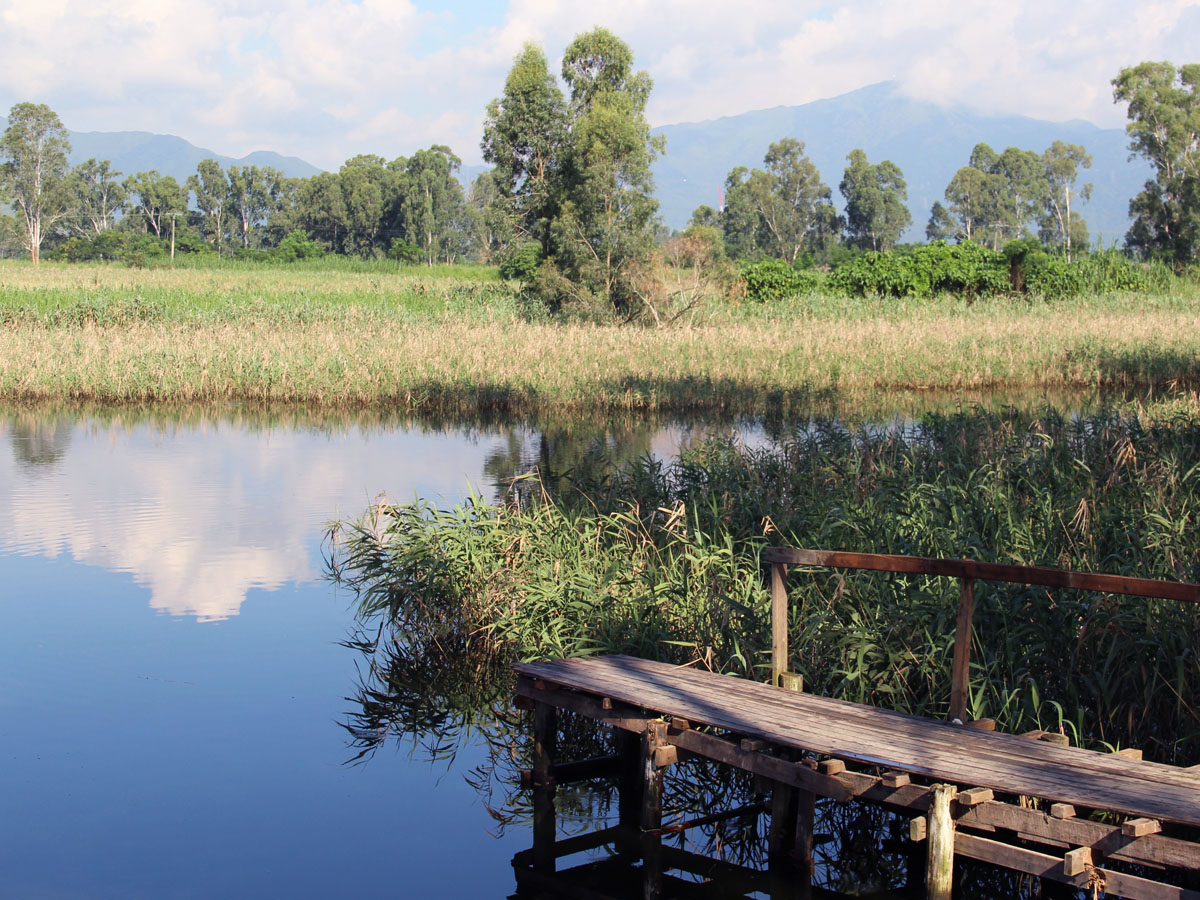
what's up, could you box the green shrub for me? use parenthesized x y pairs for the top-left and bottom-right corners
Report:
(1074, 248), (1161, 293)
(270, 229), (325, 263)
(830, 241), (1009, 299)
(498, 242), (543, 282)
(739, 259), (817, 302)
(1004, 238), (1082, 299)
(388, 238), (422, 265)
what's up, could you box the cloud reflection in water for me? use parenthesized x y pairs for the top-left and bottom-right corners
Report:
(0, 413), (504, 621)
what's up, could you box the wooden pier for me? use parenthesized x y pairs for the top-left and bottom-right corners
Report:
(514, 548), (1200, 900)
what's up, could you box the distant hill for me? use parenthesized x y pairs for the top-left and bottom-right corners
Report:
(64, 129), (322, 184)
(651, 81), (1148, 245)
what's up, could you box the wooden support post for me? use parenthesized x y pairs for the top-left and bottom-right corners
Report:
(950, 577), (975, 723)
(532, 702), (557, 874)
(794, 783), (816, 872)
(641, 721), (667, 900)
(771, 560), (788, 687)
(616, 728), (643, 859)
(926, 783), (956, 900)
(768, 750), (799, 862)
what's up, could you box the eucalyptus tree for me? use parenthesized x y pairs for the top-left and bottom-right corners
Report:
(839, 149), (912, 251)
(552, 27), (663, 309)
(481, 42), (566, 248)
(291, 171), (349, 252)
(187, 159), (230, 256)
(467, 171), (510, 264)
(719, 166), (762, 258)
(398, 145), (469, 265)
(0, 102), (72, 264)
(1113, 61), (1200, 268)
(66, 158), (126, 236)
(743, 138), (833, 264)
(1039, 141), (1092, 260)
(124, 170), (187, 255)
(227, 164), (284, 250)
(929, 142), (1080, 251)
(339, 154), (396, 257)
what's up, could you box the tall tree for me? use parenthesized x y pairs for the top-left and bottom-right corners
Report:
(227, 165), (283, 250)
(66, 158), (126, 236)
(398, 146), (469, 266)
(0, 102), (72, 264)
(292, 172), (350, 252)
(124, 171), (187, 255)
(466, 170), (510, 264)
(1039, 141), (1092, 260)
(188, 159), (230, 256)
(719, 166), (762, 258)
(839, 149), (912, 251)
(481, 43), (566, 247)
(338, 154), (396, 258)
(746, 138), (833, 264)
(929, 142), (1059, 249)
(550, 27), (663, 310)
(1113, 61), (1200, 268)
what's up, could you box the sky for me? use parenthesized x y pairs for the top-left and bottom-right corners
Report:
(0, 0), (1197, 169)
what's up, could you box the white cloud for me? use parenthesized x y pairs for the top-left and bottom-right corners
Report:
(0, 0), (1196, 167)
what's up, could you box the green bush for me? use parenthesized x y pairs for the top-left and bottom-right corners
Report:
(388, 238), (422, 265)
(270, 230), (325, 263)
(830, 241), (1010, 299)
(1004, 238), (1082, 299)
(739, 259), (818, 302)
(1074, 248), (1161, 294)
(498, 242), (543, 282)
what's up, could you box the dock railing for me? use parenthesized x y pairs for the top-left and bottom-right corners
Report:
(763, 546), (1200, 723)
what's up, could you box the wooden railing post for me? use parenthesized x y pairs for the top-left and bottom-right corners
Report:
(949, 578), (975, 723)
(771, 560), (789, 687)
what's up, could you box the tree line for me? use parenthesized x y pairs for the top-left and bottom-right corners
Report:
(0, 53), (1195, 284)
(0, 103), (477, 266)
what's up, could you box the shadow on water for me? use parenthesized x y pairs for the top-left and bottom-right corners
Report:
(8, 416), (73, 468)
(336, 626), (1089, 899)
(329, 397), (1200, 898)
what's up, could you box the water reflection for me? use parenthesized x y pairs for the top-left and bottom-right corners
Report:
(0, 406), (747, 622)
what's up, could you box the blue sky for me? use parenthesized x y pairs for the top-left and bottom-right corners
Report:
(0, 0), (1196, 169)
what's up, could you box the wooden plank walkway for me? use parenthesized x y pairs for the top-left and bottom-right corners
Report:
(516, 654), (1200, 829)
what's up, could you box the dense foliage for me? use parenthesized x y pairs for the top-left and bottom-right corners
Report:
(2, 56), (1195, 298)
(1113, 62), (1200, 270)
(332, 405), (1200, 763)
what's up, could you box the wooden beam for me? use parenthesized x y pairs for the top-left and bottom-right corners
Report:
(957, 801), (1200, 871)
(762, 546), (1200, 603)
(950, 577), (975, 724)
(926, 783), (957, 900)
(771, 560), (788, 686)
(1124, 818), (1163, 838)
(955, 832), (1200, 900)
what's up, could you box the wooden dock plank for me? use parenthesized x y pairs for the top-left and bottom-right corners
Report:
(515, 655), (1200, 829)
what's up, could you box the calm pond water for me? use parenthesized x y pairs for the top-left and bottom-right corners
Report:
(0, 407), (756, 899)
(3, 398), (1123, 899)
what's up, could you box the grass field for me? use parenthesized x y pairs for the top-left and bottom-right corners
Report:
(1, 260), (1197, 412)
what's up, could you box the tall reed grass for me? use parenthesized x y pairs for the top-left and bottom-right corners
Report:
(2, 260), (1199, 410)
(330, 403), (1200, 763)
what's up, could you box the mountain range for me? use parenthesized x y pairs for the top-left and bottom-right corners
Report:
(650, 81), (1148, 243)
(64, 129), (321, 184)
(46, 81), (1149, 246)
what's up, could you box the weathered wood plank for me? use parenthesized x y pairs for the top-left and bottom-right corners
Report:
(950, 577), (975, 724)
(515, 657), (1200, 828)
(956, 832), (1200, 900)
(761, 546), (1200, 603)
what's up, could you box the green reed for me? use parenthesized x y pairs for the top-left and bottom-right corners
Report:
(329, 403), (1200, 762)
